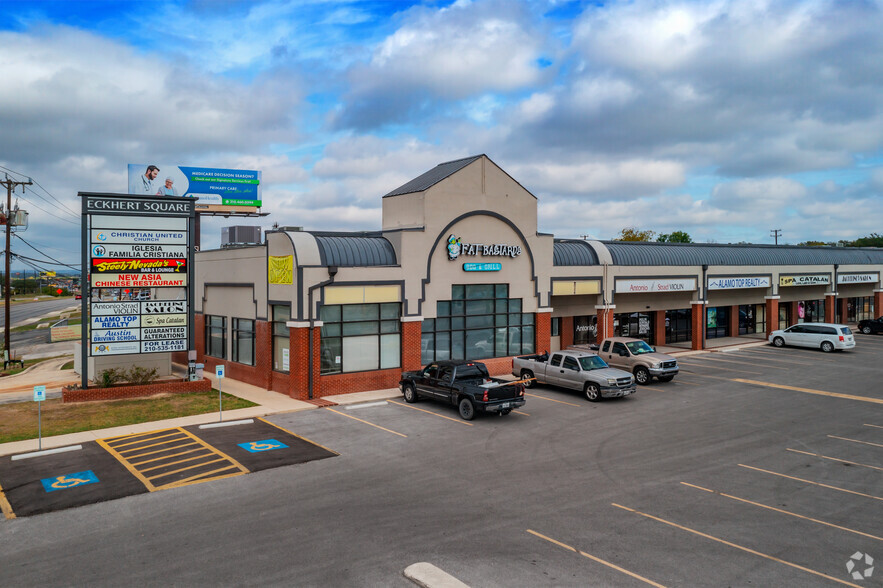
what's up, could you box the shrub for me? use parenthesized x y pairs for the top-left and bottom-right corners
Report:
(126, 365), (158, 385)
(96, 368), (124, 388)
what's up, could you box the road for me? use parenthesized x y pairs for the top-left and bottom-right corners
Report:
(0, 298), (79, 329)
(1, 337), (881, 586)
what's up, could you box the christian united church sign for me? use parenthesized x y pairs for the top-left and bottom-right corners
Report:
(446, 235), (522, 261)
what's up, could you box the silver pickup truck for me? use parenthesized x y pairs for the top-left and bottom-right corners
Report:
(512, 350), (636, 402)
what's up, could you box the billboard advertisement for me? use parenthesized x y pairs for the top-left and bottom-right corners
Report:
(127, 163), (261, 209)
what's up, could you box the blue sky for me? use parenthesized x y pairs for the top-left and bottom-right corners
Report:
(1, 0), (882, 272)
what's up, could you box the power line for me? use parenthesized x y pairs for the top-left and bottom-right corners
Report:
(0, 165), (80, 218)
(14, 234), (81, 269)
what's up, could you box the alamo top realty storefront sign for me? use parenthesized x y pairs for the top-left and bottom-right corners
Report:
(80, 193), (195, 378)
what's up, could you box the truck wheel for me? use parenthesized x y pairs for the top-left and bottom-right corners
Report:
(862, 326), (871, 334)
(458, 398), (475, 420)
(634, 366), (650, 385)
(520, 370), (535, 388)
(584, 383), (601, 402)
(403, 383), (418, 403)
(772, 337), (785, 347)
(820, 341), (835, 353)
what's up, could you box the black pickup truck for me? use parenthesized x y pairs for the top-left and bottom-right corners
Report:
(399, 360), (526, 420)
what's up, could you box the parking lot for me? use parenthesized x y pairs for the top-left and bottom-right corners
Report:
(1, 336), (881, 586)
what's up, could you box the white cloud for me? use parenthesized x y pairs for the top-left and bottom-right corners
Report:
(512, 159), (685, 198)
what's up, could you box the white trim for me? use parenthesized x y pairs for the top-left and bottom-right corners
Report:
(535, 307), (553, 313)
(764, 296), (781, 300)
(400, 316), (424, 323)
(690, 300), (707, 305)
(286, 320), (320, 328)
(594, 304), (616, 310)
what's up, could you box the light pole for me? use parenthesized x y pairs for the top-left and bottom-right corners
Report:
(770, 229), (782, 245)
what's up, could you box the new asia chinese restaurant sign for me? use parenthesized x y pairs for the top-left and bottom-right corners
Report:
(90, 273), (187, 288)
(91, 258), (186, 273)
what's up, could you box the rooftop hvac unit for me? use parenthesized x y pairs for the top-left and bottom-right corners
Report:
(221, 226), (262, 247)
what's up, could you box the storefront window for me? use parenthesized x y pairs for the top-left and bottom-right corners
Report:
(614, 312), (653, 342)
(665, 309), (691, 343)
(421, 284), (534, 363)
(232, 318), (255, 366)
(319, 303), (400, 374)
(573, 315), (597, 345)
(271, 305), (290, 372)
(551, 317), (561, 337)
(799, 299), (825, 323)
(205, 315), (226, 359)
(847, 297), (873, 323)
(706, 306), (729, 338)
(738, 304), (766, 335)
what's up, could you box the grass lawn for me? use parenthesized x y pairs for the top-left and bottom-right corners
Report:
(0, 390), (257, 443)
(0, 355), (70, 377)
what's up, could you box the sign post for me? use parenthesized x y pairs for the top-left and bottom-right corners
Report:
(33, 385), (46, 450)
(215, 365), (225, 422)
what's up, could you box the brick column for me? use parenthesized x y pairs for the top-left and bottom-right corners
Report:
(875, 290), (883, 318)
(287, 322), (318, 400)
(255, 320), (272, 389)
(653, 310), (666, 347)
(825, 294), (836, 324)
(839, 297), (848, 324)
(535, 309), (552, 354)
(765, 296), (779, 338)
(728, 305), (739, 337)
(691, 301), (705, 351)
(596, 306), (615, 341)
(560, 316), (574, 349)
(401, 318), (423, 372)
(194, 313), (206, 359)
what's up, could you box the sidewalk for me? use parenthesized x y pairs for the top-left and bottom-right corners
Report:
(0, 368), (401, 457)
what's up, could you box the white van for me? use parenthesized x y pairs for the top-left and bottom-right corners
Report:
(769, 322), (855, 352)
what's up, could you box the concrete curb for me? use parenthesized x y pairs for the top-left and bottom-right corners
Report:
(403, 563), (470, 588)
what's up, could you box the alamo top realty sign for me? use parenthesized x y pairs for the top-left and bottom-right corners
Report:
(80, 193), (195, 373)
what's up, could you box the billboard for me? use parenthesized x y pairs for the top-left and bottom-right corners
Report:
(127, 163), (261, 209)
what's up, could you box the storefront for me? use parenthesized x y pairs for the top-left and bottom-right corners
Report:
(190, 155), (883, 399)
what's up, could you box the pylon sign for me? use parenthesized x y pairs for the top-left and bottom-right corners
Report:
(79, 193), (195, 373)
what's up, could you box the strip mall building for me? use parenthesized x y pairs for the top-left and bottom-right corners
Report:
(191, 155), (883, 399)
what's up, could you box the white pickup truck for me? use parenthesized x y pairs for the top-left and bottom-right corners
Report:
(512, 350), (636, 402)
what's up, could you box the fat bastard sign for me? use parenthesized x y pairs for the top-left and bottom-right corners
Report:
(81, 192), (195, 369)
(779, 275), (830, 287)
(615, 278), (697, 293)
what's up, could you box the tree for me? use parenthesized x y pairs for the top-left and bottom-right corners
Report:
(615, 227), (656, 241)
(848, 233), (883, 248)
(796, 240), (832, 247)
(657, 231), (693, 243)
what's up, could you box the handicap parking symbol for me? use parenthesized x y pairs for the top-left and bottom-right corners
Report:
(238, 439), (288, 453)
(41, 470), (100, 493)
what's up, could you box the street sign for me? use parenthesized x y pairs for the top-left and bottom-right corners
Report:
(33, 385), (46, 402)
(216, 365), (225, 379)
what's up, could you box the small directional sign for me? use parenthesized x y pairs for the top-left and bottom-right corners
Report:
(41, 471), (100, 493)
(237, 439), (288, 453)
(33, 385), (46, 402)
(216, 365), (225, 379)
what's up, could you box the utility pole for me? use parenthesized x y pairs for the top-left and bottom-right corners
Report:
(770, 229), (782, 245)
(1, 175), (33, 356)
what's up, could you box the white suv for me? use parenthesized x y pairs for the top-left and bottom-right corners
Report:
(769, 322), (855, 352)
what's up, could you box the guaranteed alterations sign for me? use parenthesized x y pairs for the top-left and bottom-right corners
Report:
(80, 193), (195, 377)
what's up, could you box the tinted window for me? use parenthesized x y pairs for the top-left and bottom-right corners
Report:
(601, 341), (611, 352)
(455, 364), (490, 379)
(840, 327), (853, 335)
(612, 342), (628, 355)
(787, 325), (805, 333)
(562, 356), (579, 370)
(550, 354), (562, 367)
(821, 327), (837, 335)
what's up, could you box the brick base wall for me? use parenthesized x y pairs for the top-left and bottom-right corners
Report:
(765, 298), (779, 338)
(691, 303), (705, 350)
(536, 313), (551, 354)
(560, 316), (574, 348)
(653, 311), (666, 347)
(320, 368), (402, 396)
(63, 377), (211, 402)
(875, 291), (883, 317)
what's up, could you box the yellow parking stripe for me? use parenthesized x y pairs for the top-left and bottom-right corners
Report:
(325, 407), (407, 438)
(388, 400), (473, 426)
(0, 481), (15, 520)
(139, 452), (214, 473)
(786, 448), (883, 472)
(612, 503), (862, 588)
(526, 529), (666, 588)
(681, 482), (883, 541)
(98, 427), (248, 492)
(732, 379), (883, 404)
(257, 417), (340, 456)
(739, 464), (883, 501)
(524, 392), (581, 407)
(110, 431), (182, 449)
(829, 435), (883, 449)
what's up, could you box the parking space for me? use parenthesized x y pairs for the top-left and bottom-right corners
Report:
(0, 418), (336, 518)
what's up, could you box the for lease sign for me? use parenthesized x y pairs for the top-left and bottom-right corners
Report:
(141, 339), (186, 353)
